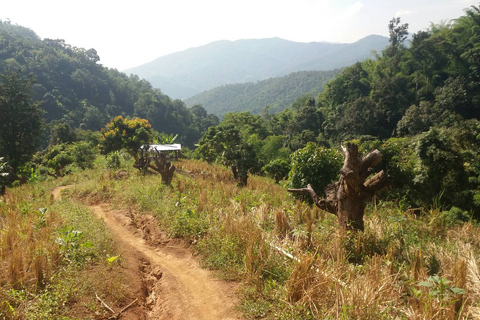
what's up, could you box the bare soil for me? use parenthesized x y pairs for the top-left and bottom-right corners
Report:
(52, 186), (244, 320)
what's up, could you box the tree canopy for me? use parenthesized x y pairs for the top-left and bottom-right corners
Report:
(0, 70), (43, 171)
(0, 20), (218, 147)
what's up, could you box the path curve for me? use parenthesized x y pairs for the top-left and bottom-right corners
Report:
(53, 186), (243, 320)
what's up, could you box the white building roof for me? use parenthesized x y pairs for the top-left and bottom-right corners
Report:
(141, 144), (182, 152)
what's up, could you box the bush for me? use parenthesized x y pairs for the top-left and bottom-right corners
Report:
(288, 142), (343, 196)
(263, 159), (290, 183)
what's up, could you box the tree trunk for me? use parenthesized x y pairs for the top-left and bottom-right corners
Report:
(288, 143), (390, 231)
(231, 165), (238, 180)
(135, 149), (176, 185)
(152, 153), (175, 185)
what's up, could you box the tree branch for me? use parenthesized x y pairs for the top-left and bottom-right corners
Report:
(364, 170), (390, 194)
(360, 150), (382, 180)
(288, 184), (337, 215)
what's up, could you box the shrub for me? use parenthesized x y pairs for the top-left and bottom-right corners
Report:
(288, 142), (342, 196)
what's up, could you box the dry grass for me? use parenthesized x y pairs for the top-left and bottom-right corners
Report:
(53, 157), (480, 319)
(0, 184), (63, 294)
(0, 178), (133, 319)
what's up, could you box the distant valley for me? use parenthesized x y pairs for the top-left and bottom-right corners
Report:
(125, 35), (389, 99)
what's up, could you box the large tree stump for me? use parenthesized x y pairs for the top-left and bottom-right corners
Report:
(151, 153), (176, 185)
(134, 147), (176, 185)
(288, 143), (390, 231)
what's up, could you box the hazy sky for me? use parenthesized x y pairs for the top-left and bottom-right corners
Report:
(2, 0), (478, 70)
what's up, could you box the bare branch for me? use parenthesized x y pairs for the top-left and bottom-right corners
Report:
(364, 170), (390, 194)
(288, 184), (337, 215)
(95, 291), (115, 314)
(360, 149), (382, 179)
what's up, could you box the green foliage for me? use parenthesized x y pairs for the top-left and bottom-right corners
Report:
(0, 21), (218, 147)
(196, 121), (261, 185)
(99, 116), (152, 158)
(415, 128), (469, 208)
(0, 157), (9, 193)
(288, 143), (343, 195)
(417, 275), (466, 299)
(155, 132), (178, 144)
(263, 159), (291, 183)
(170, 209), (209, 239)
(440, 206), (470, 225)
(55, 227), (95, 265)
(0, 70), (44, 171)
(49, 121), (77, 145)
(184, 70), (341, 118)
(105, 151), (121, 170)
(259, 135), (291, 163)
(35, 141), (97, 176)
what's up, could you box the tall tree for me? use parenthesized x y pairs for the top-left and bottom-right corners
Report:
(0, 71), (43, 171)
(386, 17), (409, 58)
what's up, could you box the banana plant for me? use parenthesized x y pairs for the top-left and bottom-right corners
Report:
(155, 132), (178, 144)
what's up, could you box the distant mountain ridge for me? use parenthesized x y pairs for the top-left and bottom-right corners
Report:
(125, 35), (389, 99)
(184, 69), (342, 118)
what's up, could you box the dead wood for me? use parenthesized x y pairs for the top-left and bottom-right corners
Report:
(288, 143), (390, 231)
(95, 291), (115, 314)
(134, 147), (176, 185)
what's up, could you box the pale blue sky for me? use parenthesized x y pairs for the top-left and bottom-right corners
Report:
(2, 0), (478, 70)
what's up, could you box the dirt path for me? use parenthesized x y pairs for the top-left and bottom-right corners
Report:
(53, 186), (243, 320)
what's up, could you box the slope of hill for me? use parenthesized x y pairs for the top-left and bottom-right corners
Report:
(0, 20), (218, 147)
(184, 69), (342, 118)
(125, 35), (389, 99)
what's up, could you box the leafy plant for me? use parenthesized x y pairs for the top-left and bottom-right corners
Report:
(418, 275), (466, 298)
(288, 142), (343, 196)
(263, 159), (291, 183)
(106, 255), (120, 267)
(55, 227), (94, 265)
(156, 132), (178, 144)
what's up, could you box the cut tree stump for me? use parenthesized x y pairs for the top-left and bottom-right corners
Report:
(288, 143), (390, 231)
(134, 147), (176, 185)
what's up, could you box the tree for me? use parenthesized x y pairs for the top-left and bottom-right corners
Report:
(385, 17), (409, 58)
(49, 121), (77, 145)
(99, 116), (152, 160)
(263, 159), (290, 183)
(35, 141), (96, 177)
(0, 71), (43, 172)
(415, 128), (469, 208)
(196, 124), (258, 186)
(288, 143), (390, 231)
(288, 143), (343, 198)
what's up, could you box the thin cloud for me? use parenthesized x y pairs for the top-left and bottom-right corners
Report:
(395, 9), (413, 18)
(343, 1), (364, 19)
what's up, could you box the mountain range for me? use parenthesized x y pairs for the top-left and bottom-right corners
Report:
(125, 35), (389, 99)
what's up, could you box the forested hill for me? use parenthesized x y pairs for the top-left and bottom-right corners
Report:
(125, 35), (389, 99)
(184, 69), (341, 118)
(0, 20), (219, 147)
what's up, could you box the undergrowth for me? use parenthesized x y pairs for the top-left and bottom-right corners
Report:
(0, 181), (128, 319)
(4, 157), (480, 319)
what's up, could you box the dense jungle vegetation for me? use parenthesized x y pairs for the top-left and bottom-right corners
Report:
(184, 69), (341, 118)
(0, 19), (219, 148)
(1, 4), (480, 319)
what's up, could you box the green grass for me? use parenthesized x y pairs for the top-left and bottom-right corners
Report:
(4, 157), (480, 319)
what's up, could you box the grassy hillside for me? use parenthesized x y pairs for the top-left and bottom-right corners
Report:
(3, 156), (478, 319)
(125, 35), (389, 99)
(184, 69), (341, 118)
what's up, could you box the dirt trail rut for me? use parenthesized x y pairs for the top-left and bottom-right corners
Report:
(53, 186), (243, 320)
